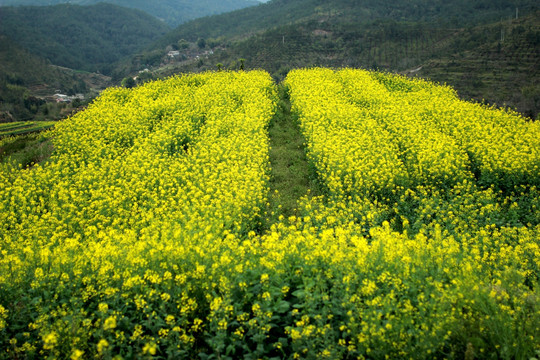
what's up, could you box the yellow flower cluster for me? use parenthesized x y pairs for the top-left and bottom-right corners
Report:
(0, 69), (538, 359)
(373, 71), (540, 189)
(282, 68), (539, 358)
(0, 71), (277, 358)
(1, 71), (274, 242)
(286, 68), (539, 196)
(286, 68), (406, 199)
(340, 70), (473, 189)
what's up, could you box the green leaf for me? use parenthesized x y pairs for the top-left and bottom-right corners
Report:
(275, 300), (290, 313)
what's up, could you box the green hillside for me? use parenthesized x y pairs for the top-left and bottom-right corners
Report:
(94, 0), (260, 26)
(0, 0), (260, 27)
(223, 12), (540, 118)
(0, 121), (55, 137)
(0, 35), (112, 122)
(2, 0), (538, 122)
(155, 0), (538, 47)
(0, 3), (170, 74)
(416, 14), (540, 120)
(1, 36), (75, 122)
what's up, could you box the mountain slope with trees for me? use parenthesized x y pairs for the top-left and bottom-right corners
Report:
(1, 0), (538, 122)
(0, 0), (260, 26)
(0, 35), (111, 122)
(0, 3), (170, 74)
(154, 0), (538, 47)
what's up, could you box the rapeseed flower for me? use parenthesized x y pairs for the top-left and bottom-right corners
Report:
(0, 69), (538, 359)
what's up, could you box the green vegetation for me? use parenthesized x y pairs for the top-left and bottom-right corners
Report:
(0, 3), (159, 122)
(0, 121), (56, 137)
(0, 34), (112, 122)
(0, 0), (260, 27)
(155, 0), (538, 46)
(265, 84), (322, 226)
(0, 121), (57, 168)
(418, 15), (540, 119)
(0, 36), (81, 121)
(0, 131), (54, 168)
(0, 3), (170, 75)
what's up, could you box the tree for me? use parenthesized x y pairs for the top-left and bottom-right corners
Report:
(178, 39), (189, 49)
(121, 77), (136, 88)
(197, 38), (206, 49)
(137, 71), (153, 84)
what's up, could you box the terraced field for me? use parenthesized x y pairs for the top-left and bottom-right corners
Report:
(0, 121), (56, 137)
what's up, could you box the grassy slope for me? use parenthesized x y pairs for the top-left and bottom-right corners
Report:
(0, 121), (56, 137)
(0, 131), (53, 168)
(0, 120), (57, 168)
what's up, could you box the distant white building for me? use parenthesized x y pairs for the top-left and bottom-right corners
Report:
(168, 50), (180, 57)
(54, 94), (69, 103)
(53, 93), (84, 103)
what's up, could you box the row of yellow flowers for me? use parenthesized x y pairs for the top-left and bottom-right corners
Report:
(339, 69), (472, 189)
(0, 69), (538, 359)
(0, 71), (277, 358)
(372, 71), (540, 189)
(286, 68), (407, 200)
(284, 68), (539, 358)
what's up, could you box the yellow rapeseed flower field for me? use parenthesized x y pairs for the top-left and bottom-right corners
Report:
(0, 69), (538, 359)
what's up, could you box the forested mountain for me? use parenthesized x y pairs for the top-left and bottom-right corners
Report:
(1, 35), (61, 121)
(0, 0), (260, 26)
(0, 3), (163, 121)
(0, 3), (170, 74)
(154, 0), (539, 47)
